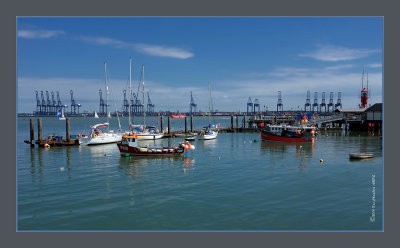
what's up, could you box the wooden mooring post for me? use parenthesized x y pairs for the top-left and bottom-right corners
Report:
(30, 118), (35, 147)
(66, 118), (71, 142)
(160, 116), (164, 132)
(231, 115), (234, 130)
(190, 115), (194, 133)
(37, 118), (42, 141)
(236, 115), (239, 132)
(184, 116), (188, 133)
(168, 116), (171, 134)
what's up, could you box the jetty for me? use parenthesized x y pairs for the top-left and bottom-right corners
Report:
(24, 118), (80, 147)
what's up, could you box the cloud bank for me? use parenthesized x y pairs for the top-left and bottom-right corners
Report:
(80, 36), (194, 59)
(18, 29), (65, 39)
(299, 45), (379, 62)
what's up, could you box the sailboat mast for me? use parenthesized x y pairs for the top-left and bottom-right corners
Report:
(208, 82), (212, 125)
(105, 61), (110, 132)
(142, 64), (146, 127)
(129, 57), (132, 130)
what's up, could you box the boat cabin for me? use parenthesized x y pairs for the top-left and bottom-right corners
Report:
(266, 125), (315, 137)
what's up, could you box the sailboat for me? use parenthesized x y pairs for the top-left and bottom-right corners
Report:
(79, 61), (122, 145)
(134, 64), (163, 140)
(94, 111), (99, 118)
(198, 82), (218, 140)
(57, 108), (66, 120)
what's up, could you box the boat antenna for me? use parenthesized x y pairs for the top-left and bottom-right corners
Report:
(129, 57), (132, 131)
(208, 82), (211, 125)
(105, 61), (110, 132)
(142, 64), (146, 127)
(108, 70), (122, 132)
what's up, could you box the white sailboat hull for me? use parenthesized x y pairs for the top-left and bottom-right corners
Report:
(79, 132), (122, 145)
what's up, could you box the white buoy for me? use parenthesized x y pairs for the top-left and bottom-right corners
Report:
(60, 167), (65, 171)
(190, 145), (195, 150)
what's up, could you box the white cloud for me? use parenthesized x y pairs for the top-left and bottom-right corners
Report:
(133, 43), (194, 59)
(18, 29), (65, 39)
(368, 63), (382, 68)
(299, 45), (380, 62)
(80, 36), (194, 59)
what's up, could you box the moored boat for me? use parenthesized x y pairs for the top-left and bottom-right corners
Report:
(79, 123), (122, 145)
(171, 110), (186, 118)
(117, 133), (194, 156)
(260, 125), (316, 142)
(349, 153), (374, 159)
(197, 127), (218, 140)
(57, 108), (66, 120)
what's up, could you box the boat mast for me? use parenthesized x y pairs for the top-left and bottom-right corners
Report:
(142, 64), (146, 127)
(208, 82), (211, 124)
(129, 57), (132, 130)
(105, 61), (110, 132)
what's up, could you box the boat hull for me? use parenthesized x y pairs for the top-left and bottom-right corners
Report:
(79, 133), (123, 145)
(260, 131), (314, 142)
(198, 134), (217, 140)
(136, 133), (164, 140)
(117, 143), (184, 156)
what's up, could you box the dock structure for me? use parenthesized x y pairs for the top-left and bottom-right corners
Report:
(25, 118), (80, 147)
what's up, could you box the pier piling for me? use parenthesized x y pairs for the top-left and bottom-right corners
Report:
(66, 118), (71, 142)
(30, 118), (35, 147)
(37, 118), (42, 141)
(236, 115), (239, 132)
(168, 116), (171, 134)
(185, 116), (188, 133)
(190, 115), (194, 133)
(160, 116), (164, 132)
(231, 115), (234, 130)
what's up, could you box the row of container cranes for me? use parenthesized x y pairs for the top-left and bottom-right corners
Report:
(34, 89), (156, 116)
(246, 91), (343, 115)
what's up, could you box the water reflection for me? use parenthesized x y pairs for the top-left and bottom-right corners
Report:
(197, 138), (218, 149)
(260, 141), (315, 172)
(118, 155), (195, 178)
(80, 143), (119, 158)
(261, 141), (314, 155)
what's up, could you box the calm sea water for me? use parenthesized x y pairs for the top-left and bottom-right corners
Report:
(17, 116), (383, 230)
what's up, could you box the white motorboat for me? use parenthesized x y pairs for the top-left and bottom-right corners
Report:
(197, 128), (218, 140)
(132, 125), (164, 140)
(79, 123), (122, 145)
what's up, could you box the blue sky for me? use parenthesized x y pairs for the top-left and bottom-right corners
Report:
(17, 17), (383, 113)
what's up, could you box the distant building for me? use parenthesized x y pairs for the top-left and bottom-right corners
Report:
(364, 103), (382, 131)
(365, 103), (382, 121)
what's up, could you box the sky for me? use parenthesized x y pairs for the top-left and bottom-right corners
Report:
(17, 17), (383, 113)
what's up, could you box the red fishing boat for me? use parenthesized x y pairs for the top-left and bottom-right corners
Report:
(171, 110), (186, 118)
(117, 133), (194, 157)
(260, 125), (316, 142)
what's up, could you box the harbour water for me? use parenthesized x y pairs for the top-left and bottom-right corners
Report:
(17, 116), (383, 230)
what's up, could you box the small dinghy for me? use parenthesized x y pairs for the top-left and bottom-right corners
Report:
(185, 136), (196, 141)
(349, 153), (374, 159)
